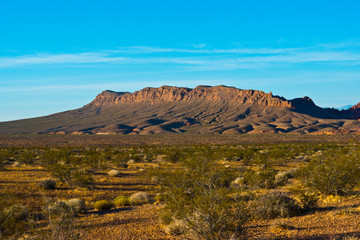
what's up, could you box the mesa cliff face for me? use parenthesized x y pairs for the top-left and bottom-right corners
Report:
(89, 85), (293, 108)
(0, 85), (359, 135)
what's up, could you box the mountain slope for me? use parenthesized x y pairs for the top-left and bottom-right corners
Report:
(0, 85), (359, 135)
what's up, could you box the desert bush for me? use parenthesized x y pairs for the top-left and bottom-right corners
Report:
(153, 156), (248, 240)
(290, 186), (319, 210)
(129, 192), (150, 205)
(19, 150), (37, 165)
(0, 192), (33, 238)
(40, 149), (73, 167)
(298, 149), (360, 195)
(242, 168), (278, 189)
(37, 179), (56, 190)
(107, 169), (121, 177)
(164, 149), (185, 163)
(93, 200), (113, 211)
(71, 169), (95, 188)
(67, 199), (86, 214)
(47, 163), (94, 189)
(253, 191), (301, 219)
(274, 170), (292, 186)
(114, 196), (130, 207)
(0, 152), (10, 170)
(45, 199), (81, 240)
(82, 152), (108, 171)
(163, 219), (187, 236)
(0, 205), (32, 238)
(297, 191), (319, 210)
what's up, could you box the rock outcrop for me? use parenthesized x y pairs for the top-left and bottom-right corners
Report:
(89, 85), (293, 108)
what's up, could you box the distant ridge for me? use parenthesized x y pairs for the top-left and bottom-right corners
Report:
(0, 85), (359, 135)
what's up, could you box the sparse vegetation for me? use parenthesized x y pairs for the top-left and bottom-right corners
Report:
(0, 137), (360, 239)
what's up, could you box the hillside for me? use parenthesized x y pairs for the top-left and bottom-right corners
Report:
(0, 85), (359, 135)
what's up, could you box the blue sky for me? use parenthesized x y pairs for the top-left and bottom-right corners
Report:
(1, 0), (360, 122)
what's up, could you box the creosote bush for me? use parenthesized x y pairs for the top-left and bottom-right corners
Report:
(241, 168), (278, 189)
(0, 192), (33, 238)
(47, 163), (95, 189)
(253, 191), (301, 219)
(45, 199), (81, 240)
(290, 187), (319, 210)
(298, 149), (360, 195)
(19, 150), (37, 165)
(152, 156), (248, 240)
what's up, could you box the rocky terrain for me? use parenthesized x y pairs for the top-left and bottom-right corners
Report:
(0, 85), (359, 135)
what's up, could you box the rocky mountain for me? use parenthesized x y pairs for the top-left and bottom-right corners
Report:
(0, 85), (359, 135)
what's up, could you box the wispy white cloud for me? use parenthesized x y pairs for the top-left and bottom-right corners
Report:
(0, 53), (127, 68)
(114, 45), (302, 54)
(1, 42), (360, 70)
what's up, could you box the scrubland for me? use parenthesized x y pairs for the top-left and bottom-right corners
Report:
(1, 134), (360, 239)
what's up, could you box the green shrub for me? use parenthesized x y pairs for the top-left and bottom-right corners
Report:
(129, 192), (150, 205)
(93, 200), (113, 211)
(0, 151), (10, 170)
(19, 150), (36, 165)
(298, 149), (360, 195)
(47, 164), (94, 189)
(242, 168), (278, 189)
(253, 191), (301, 219)
(114, 196), (130, 207)
(298, 191), (319, 210)
(292, 189), (319, 210)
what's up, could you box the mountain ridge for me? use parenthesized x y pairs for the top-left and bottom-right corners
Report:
(0, 85), (359, 135)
